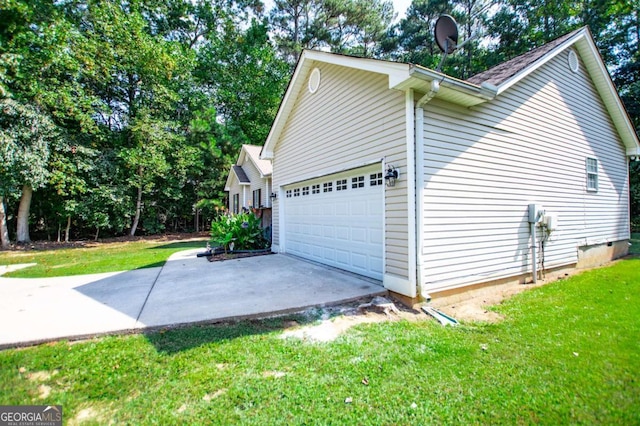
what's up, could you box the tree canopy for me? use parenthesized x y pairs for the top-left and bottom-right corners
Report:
(0, 0), (638, 243)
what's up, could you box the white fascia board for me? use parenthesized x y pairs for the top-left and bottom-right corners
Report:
(236, 149), (246, 166)
(573, 35), (640, 154)
(302, 50), (411, 89)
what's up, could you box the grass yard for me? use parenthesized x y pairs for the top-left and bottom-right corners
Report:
(0, 239), (208, 278)
(0, 258), (638, 424)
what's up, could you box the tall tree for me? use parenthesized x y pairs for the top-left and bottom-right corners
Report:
(314, 0), (395, 57)
(197, 19), (289, 145)
(382, 0), (455, 69)
(0, 99), (58, 243)
(270, 0), (323, 62)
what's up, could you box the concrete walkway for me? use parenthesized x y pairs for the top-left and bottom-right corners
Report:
(0, 252), (385, 348)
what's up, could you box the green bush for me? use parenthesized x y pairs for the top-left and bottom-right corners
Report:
(210, 212), (269, 252)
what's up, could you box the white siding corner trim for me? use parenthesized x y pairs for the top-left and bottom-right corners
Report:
(384, 274), (415, 297)
(404, 89), (418, 297)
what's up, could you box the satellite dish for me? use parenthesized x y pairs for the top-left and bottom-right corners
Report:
(434, 15), (459, 54)
(434, 14), (476, 72)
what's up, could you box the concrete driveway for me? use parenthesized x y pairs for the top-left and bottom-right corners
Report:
(0, 252), (385, 348)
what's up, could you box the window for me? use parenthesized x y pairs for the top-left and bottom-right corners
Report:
(312, 184), (320, 194)
(352, 176), (365, 188)
(233, 194), (239, 214)
(252, 189), (262, 208)
(323, 182), (333, 192)
(286, 190), (292, 198)
(370, 172), (383, 186)
(302, 186), (309, 196)
(336, 179), (347, 191)
(294, 188), (301, 197)
(586, 158), (598, 191)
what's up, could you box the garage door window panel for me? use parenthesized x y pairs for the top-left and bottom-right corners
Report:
(282, 164), (383, 280)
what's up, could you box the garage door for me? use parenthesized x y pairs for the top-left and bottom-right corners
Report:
(283, 164), (383, 280)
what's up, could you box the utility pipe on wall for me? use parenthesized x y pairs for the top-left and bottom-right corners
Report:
(415, 79), (440, 299)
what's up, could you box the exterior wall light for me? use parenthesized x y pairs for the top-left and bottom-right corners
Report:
(270, 192), (278, 200)
(385, 165), (399, 187)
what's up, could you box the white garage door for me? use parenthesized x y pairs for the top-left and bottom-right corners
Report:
(283, 164), (383, 280)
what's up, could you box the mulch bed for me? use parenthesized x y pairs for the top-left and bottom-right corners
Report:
(206, 251), (273, 262)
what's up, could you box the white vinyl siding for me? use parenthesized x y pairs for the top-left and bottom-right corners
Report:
(242, 160), (269, 209)
(227, 174), (243, 213)
(420, 50), (629, 291)
(272, 64), (409, 279)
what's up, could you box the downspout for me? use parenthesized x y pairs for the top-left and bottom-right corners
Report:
(266, 177), (271, 208)
(242, 186), (247, 210)
(415, 80), (440, 300)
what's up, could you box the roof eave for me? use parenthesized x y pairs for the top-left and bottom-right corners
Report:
(242, 145), (273, 177)
(404, 66), (496, 106)
(572, 30), (640, 154)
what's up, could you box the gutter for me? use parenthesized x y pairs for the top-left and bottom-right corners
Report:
(408, 66), (496, 101)
(415, 79), (440, 300)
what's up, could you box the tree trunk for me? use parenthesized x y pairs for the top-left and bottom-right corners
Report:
(94, 226), (100, 241)
(0, 195), (10, 249)
(16, 184), (32, 243)
(130, 184), (143, 236)
(57, 223), (61, 243)
(65, 215), (71, 242)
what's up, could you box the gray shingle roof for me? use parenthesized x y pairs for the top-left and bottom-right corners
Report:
(467, 28), (583, 86)
(232, 165), (250, 184)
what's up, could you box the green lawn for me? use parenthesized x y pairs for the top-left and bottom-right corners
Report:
(0, 239), (208, 278)
(0, 258), (638, 424)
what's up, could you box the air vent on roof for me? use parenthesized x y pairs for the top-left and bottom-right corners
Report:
(308, 68), (321, 94)
(568, 50), (579, 73)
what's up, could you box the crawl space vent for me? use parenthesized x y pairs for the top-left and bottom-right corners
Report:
(568, 50), (579, 73)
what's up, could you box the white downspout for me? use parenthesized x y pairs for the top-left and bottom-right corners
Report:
(242, 186), (247, 210)
(266, 177), (271, 208)
(415, 80), (440, 300)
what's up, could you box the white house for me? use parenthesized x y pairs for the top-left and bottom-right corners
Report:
(260, 27), (640, 302)
(225, 144), (273, 214)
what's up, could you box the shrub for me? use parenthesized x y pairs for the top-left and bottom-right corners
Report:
(210, 212), (269, 252)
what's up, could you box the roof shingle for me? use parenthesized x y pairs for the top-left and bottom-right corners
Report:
(467, 28), (583, 86)
(232, 165), (250, 184)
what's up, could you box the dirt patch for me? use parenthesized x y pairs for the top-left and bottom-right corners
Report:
(282, 282), (555, 342)
(281, 297), (428, 343)
(431, 280), (552, 322)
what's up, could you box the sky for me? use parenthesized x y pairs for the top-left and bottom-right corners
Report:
(263, 0), (413, 21)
